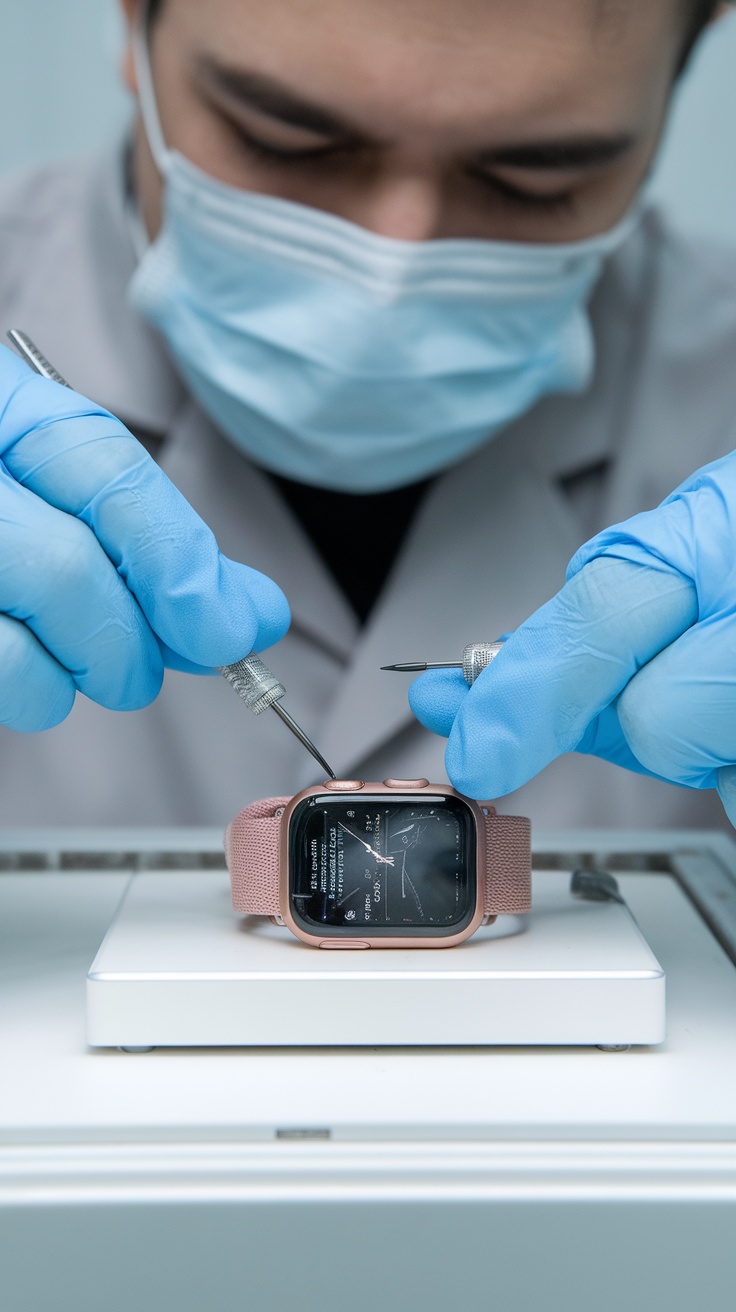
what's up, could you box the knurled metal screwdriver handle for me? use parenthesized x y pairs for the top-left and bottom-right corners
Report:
(6, 329), (70, 388)
(218, 655), (286, 715)
(461, 641), (505, 685)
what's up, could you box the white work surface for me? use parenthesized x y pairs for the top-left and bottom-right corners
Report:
(87, 872), (665, 1048)
(2, 827), (736, 1312)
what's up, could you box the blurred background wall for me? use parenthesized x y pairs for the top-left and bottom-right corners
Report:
(0, 0), (735, 243)
(0, 1), (131, 179)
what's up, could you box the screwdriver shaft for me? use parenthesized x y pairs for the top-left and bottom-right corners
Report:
(381, 661), (462, 673)
(271, 701), (336, 779)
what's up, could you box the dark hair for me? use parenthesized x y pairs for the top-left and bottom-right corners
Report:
(679, 0), (723, 69)
(688, 0), (723, 23)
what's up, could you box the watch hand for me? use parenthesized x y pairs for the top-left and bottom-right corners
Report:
(337, 822), (395, 866)
(337, 821), (367, 848)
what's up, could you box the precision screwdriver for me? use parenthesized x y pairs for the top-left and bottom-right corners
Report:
(7, 328), (336, 781)
(382, 640), (505, 686)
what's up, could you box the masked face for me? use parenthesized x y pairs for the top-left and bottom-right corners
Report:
(123, 0), (692, 244)
(122, 0), (698, 491)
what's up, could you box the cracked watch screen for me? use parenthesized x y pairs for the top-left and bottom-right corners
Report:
(291, 798), (474, 930)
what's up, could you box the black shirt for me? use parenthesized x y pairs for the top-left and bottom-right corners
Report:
(271, 475), (431, 623)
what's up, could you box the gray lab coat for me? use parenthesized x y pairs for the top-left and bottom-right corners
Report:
(0, 148), (734, 832)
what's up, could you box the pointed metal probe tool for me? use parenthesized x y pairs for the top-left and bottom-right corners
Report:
(7, 329), (337, 781)
(382, 661), (461, 672)
(382, 640), (505, 686)
(218, 655), (336, 779)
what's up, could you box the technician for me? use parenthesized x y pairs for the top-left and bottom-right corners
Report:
(0, 0), (735, 831)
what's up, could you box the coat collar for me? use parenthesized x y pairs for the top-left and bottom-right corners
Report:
(158, 400), (360, 662)
(317, 422), (588, 775)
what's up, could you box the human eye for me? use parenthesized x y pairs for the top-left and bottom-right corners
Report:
(234, 124), (353, 163)
(468, 168), (577, 214)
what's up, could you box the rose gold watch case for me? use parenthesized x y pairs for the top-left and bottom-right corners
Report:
(279, 780), (488, 949)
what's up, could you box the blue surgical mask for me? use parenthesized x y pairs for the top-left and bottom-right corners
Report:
(129, 29), (637, 493)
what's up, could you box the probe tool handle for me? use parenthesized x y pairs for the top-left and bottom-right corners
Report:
(218, 654), (286, 715)
(461, 641), (504, 685)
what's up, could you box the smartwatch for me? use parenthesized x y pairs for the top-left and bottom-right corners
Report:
(225, 779), (531, 949)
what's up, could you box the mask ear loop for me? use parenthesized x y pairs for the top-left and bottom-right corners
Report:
(132, 0), (170, 174)
(125, 1), (171, 258)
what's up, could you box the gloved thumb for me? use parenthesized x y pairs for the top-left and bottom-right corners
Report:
(444, 555), (696, 799)
(409, 667), (469, 737)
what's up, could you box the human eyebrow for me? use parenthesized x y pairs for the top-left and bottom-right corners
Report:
(195, 57), (364, 142)
(475, 134), (637, 172)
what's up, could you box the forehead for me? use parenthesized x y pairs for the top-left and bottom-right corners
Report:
(165, 0), (685, 137)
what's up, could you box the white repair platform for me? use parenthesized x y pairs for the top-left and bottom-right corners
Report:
(86, 870), (665, 1048)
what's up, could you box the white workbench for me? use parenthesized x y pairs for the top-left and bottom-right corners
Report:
(1, 827), (736, 1312)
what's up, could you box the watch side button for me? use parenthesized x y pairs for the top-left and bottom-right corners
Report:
(318, 940), (370, 950)
(383, 778), (429, 789)
(323, 779), (365, 791)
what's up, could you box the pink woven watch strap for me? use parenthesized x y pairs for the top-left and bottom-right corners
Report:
(482, 809), (532, 915)
(225, 796), (289, 916)
(225, 796), (532, 919)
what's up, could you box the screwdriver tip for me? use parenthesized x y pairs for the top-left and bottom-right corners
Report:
(381, 662), (425, 672)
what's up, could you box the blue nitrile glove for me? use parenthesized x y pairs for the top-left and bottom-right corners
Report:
(409, 450), (736, 826)
(0, 345), (290, 730)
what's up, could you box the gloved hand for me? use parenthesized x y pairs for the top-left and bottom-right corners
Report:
(409, 450), (736, 825)
(0, 345), (290, 730)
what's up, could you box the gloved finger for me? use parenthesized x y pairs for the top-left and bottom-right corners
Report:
(159, 643), (218, 676)
(0, 353), (291, 664)
(568, 453), (736, 615)
(0, 466), (163, 710)
(575, 699), (672, 780)
(716, 765), (736, 829)
(408, 667), (469, 738)
(0, 613), (75, 731)
(616, 611), (736, 789)
(410, 658), (668, 778)
(444, 555), (697, 799)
